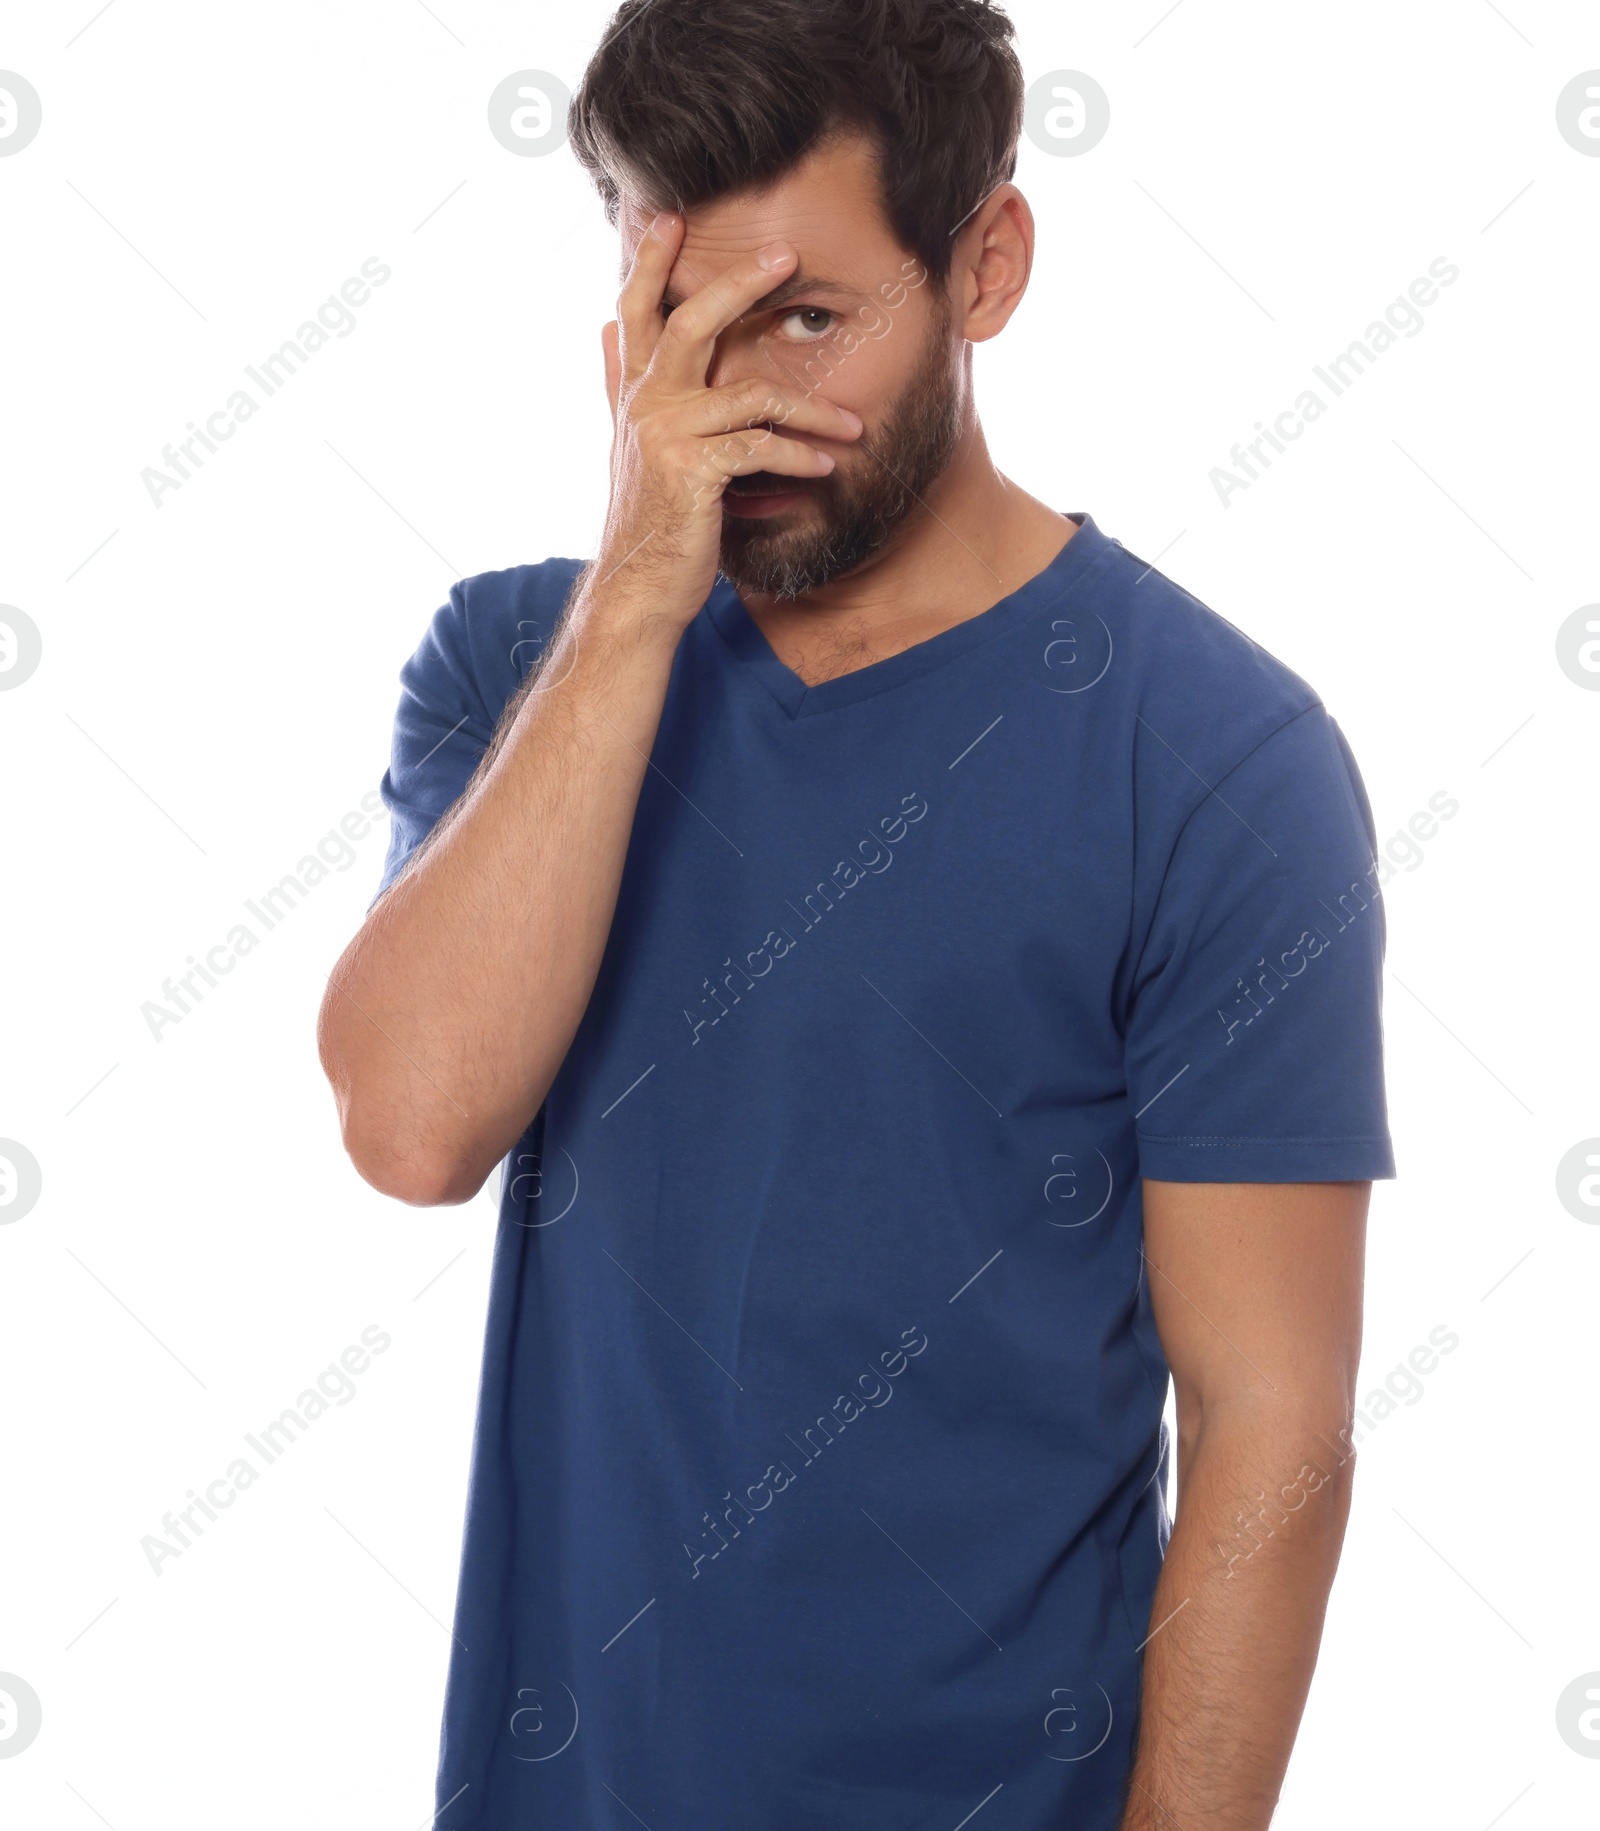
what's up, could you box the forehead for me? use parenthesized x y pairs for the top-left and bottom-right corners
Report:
(617, 129), (901, 293)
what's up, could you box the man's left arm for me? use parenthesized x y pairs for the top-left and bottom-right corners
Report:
(1119, 1177), (1369, 1831)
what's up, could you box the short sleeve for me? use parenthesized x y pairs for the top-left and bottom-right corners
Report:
(1125, 705), (1395, 1182)
(369, 583), (497, 909)
(368, 560), (586, 910)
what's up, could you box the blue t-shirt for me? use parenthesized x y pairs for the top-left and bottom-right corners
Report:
(374, 513), (1393, 1831)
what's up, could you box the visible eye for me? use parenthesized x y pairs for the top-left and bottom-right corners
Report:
(777, 307), (838, 343)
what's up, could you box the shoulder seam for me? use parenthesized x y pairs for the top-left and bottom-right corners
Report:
(1154, 699), (1325, 866)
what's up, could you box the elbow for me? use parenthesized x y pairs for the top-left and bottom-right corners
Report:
(342, 1122), (488, 1208)
(320, 1011), (487, 1208)
(1242, 1409), (1360, 1548)
(1183, 1389), (1362, 1524)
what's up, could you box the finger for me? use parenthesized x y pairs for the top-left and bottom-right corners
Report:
(616, 211), (684, 387)
(602, 320), (621, 428)
(685, 425), (840, 502)
(651, 240), (799, 389)
(683, 379), (864, 446)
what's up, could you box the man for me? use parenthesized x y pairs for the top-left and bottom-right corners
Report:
(318, 2), (1394, 1825)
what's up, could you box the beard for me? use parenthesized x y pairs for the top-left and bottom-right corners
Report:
(718, 296), (964, 601)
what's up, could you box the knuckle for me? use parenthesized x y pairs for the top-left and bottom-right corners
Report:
(738, 381), (791, 424)
(677, 439), (705, 474)
(633, 406), (674, 451)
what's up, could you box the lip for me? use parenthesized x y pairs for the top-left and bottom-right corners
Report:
(723, 488), (809, 520)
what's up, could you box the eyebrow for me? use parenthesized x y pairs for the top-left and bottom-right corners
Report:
(659, 272), (861, 316)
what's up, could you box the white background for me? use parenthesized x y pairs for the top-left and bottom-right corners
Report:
(1, 1), (1596, 1826)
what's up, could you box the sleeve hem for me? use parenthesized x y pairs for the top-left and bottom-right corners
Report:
(1137, 1134), (1396, 1182)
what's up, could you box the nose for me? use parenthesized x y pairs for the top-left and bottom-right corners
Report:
(704, 314), (774, 398)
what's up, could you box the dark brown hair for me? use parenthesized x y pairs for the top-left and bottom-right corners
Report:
(568, 0), (1024, 284)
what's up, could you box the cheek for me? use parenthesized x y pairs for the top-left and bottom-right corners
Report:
(773, 329), (907, 420)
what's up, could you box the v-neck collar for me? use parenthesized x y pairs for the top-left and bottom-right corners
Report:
(703, 512), (1115, 718)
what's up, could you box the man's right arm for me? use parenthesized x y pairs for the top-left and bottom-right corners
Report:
(317, 211), (861, 1205)
(318, 585), (684, 1206)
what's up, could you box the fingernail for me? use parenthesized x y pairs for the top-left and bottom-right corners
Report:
(839, 408), (864, 434)
(757, 242), (795, 272)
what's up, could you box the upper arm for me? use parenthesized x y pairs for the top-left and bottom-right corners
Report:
(1123, 705), (1395, 1187)
(369, 580), (495, 911)
(1142, 1178), (1368, 1440)
(1120, 702), (1387, 1448)
(369, 562), (582, 911)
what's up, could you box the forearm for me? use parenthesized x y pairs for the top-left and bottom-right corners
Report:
(318, 580), (681, 1204)
(1119, 1409), (1355, 1830)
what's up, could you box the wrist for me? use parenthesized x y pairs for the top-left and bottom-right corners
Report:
(570, 573), (702, 661)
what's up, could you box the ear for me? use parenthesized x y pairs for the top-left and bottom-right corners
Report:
(602, 319), (622, 428)
(958, 187), (1036, 346)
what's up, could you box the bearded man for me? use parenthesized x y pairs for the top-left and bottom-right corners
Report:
(320, 4), (1394, 1826)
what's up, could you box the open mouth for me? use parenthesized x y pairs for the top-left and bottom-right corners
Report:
(723, 472), (813, 519)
